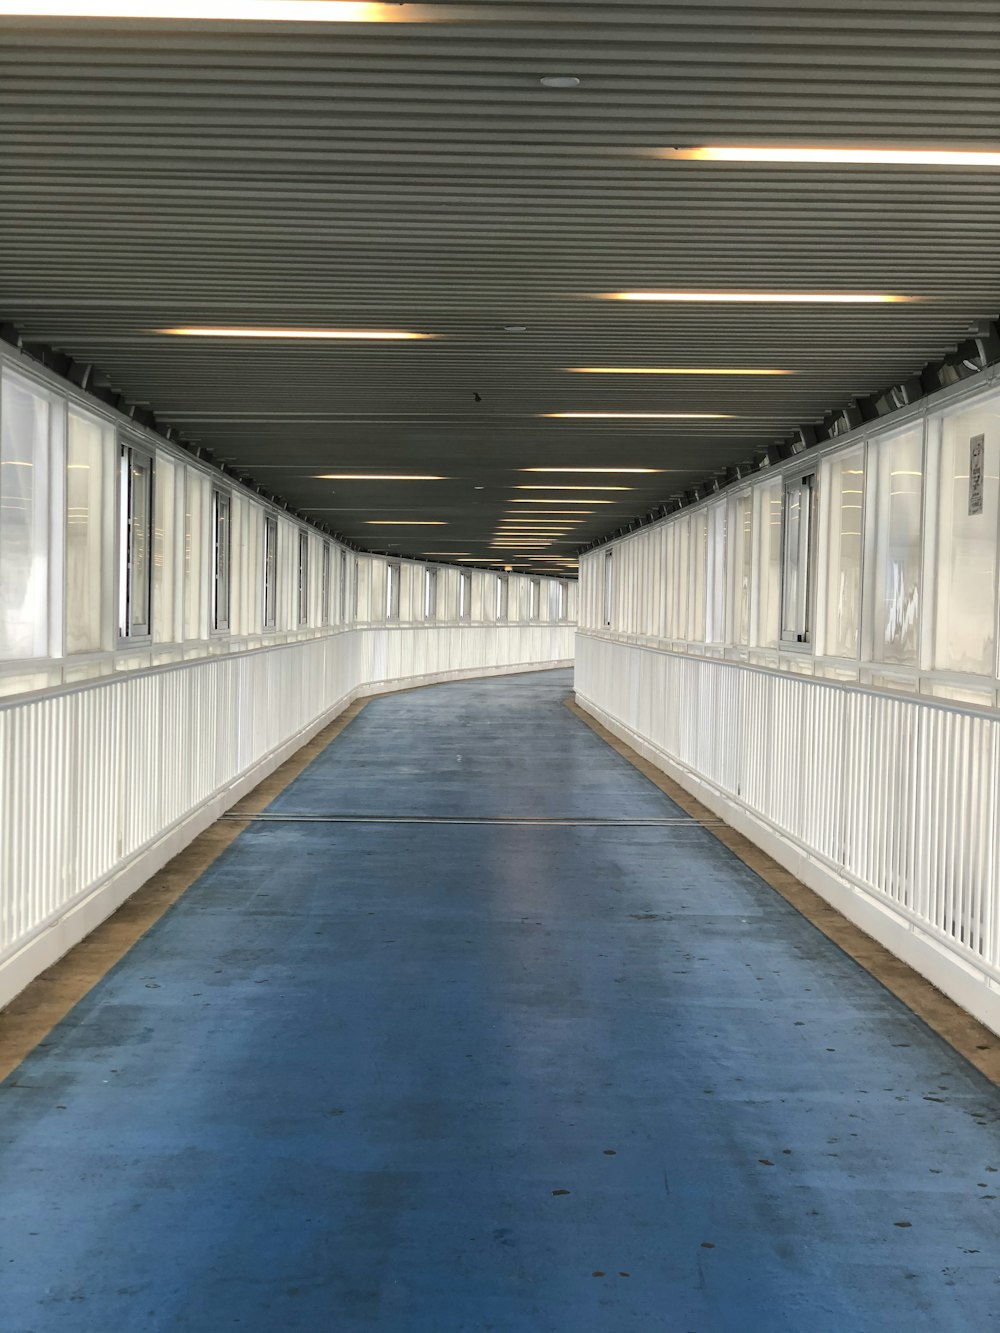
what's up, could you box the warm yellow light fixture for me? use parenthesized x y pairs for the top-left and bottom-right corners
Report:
(511, 498), (611, 504)
(0, 2), (418, 20)
(569, 366), (792, 376)
(514, 485), (632, 491)
(160, 326), (433, 339)
(660, 145), (1000, 168)
(522, 467), (662, 474)
(544, 411), (731, 420)
(366, 520), (446, 526)
(603, 291), (913, 304)
(315, 473), (445, 480)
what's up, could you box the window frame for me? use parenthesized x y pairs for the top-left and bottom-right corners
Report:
(424, 565), (438, 620)
(779, 472), (816, 646)
(118, 438), (154, 641)
(495, 572), (509, 621)
(211, 485), (232, 634)
(297, 527), (310, 626)
(263, 514), (278, 630)
(458, 570), (471, 620)
(386, 560), (401, 620)
(529, 576), (541, 620)
(321, 540), (332, 625)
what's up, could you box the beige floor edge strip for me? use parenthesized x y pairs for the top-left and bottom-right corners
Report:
(0, 699), (371, 1083)
(564, 695), (1000, 1089)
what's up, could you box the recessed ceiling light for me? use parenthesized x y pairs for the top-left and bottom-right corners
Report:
(514, 485), (632, 491)
(569, 367), (792, 376)
(0, 2), (413, 20)
(603, 291), (914, 303)
(503, 325), (528, 333)
(511, 498), (611, 504)
(314, 473), (445, 480)
(540, 75), (580, 88)
(522, 467), (663, 474)
(423, 552), (471, 556)
(543, 412), (732, 420)
(659, 145), (1000, 168)
(366, 520), (446, 526)
(505, 508), (593, 513)
(160, 326), (434, 339)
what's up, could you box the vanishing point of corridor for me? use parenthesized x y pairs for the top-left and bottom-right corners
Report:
(3, 670), (999, 1332)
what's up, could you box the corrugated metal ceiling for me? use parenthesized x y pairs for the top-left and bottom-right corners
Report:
(2, 0), (999, 569)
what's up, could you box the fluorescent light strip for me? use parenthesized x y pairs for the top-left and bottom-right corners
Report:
(161, 326), (432, 339)
(366, 520), (445, 526)
(604, 292), (913, 304)
(511, 498), (611, 504)
(569, 366), (792, 376)
(0, 2), (417, 21)
(514, 485), (632, 491)
(315, 473), (445, 480)
(522, 467), (662, 474)
(661, 145), (1000, 168)
(543, 412), (732, 420)
(504, 508), (592, 514)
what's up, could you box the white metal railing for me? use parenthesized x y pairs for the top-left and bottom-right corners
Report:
(575, 631), (1000, 1013)
(0, 620), (574, 1004)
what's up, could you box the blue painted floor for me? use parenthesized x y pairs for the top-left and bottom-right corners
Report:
(3, 669), (1000, 1332)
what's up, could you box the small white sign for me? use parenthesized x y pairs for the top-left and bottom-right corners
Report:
(969, 434), (985, 516)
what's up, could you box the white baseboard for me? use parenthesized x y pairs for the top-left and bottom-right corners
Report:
(0, 658), (570, 1011)
(575, 692), (1000, 1039)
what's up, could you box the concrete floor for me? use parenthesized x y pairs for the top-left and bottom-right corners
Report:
(2, 668), (1000, 1332)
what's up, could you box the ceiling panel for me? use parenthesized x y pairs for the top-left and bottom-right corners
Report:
(2, 0), (999, 569)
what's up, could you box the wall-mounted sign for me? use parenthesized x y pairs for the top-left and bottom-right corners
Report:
(969, 433), (985, 516)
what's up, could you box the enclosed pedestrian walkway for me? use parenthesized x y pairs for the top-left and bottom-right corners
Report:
(2, 669), (999, 1332)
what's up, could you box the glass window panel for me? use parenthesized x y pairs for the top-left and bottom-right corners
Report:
(689, 511), (707, 641)
(459, 570), (471, 619)
(603, 550), (613, 626)
(873, 429), (923, 664)
(321, 542), (331, 624)
(674, 517), (690, 639)
(213, 489), (231, 631)
(496, 573), (509, 621)
(823, 450), (864, 659)
(730, 492), (752, 645)
(780, 475), (814, 644)
(184, 468), (208, 640)
(386, 561), (400, 619)
(263, 515), (278, 629)
(424, 566), (437, 619)
(152, 454), (176, 644)
(66, 409), (111, 654)
(706, 502), (727, 643)
(1, 373), (50, 659)
(934, 402), (1000, 675)
(755, 480), (783, 648)
(120, 446), (152, 637)
(297, 529), (309, 625)
(338, 547), (348, 622)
